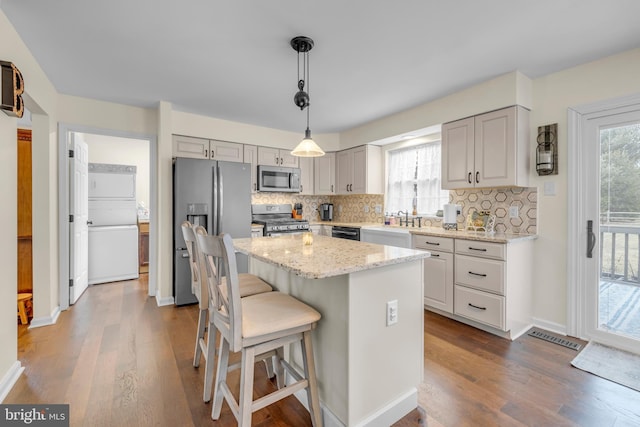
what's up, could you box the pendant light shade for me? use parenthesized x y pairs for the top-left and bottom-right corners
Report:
(290, 36), (324, 157)
(291, 127), (325, 157)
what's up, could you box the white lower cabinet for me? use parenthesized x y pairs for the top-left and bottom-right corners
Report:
(413, 235), (454, 313)
(415, 233), (534, 339)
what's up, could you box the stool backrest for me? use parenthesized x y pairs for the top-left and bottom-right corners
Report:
(181, 221), (200, 300)
(195, 232), (243, 352)
(191, 225), (210, 310)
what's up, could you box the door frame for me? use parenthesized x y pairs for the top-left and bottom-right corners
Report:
(58, 123), (158, 310)
(567, 92), (640, 353)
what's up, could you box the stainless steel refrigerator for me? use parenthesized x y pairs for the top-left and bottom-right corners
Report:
(173, 157), (251, 305)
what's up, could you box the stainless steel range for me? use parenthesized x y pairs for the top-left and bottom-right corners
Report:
(251, 204), (310, 236)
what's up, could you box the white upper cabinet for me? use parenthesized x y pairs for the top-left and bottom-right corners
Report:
(172, 135), (243, 163)
(314, 152), (335, 195)
(441, 105), (529, 189)
(210, 139), (244, 162)
(243, 144), (258, 193)
(298, 156), (314, 195)
(336, 145), (382, 194)
(257, 146), (299, 168)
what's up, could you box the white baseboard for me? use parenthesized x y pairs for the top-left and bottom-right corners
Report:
(0, 361), (24, 403)
(155, 295), (174, 306)
(291, 378), (416, 427)
(533, 317), (567, 336)
(29, 306), (61, 329)
(354, 388), (417, 427)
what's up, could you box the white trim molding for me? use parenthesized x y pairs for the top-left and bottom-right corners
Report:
(0, 361), (24, 403)
(28, 306), (61, 329)
(567, 92), (640, 345)
(155, 295), (175, 307)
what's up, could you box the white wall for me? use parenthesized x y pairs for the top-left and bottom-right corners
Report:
(0, 8), (59, 396)
(529, 48), (640, 328)
(83, 133), (150, 210)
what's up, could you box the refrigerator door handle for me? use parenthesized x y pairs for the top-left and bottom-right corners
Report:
(211, 165), (222, 236)
(218, 167), (223, 235)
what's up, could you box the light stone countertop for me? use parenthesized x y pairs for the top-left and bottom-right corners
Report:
(310, 221), (536, 243)
(233, 234), (430, 279)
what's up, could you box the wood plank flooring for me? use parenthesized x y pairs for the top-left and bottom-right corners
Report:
(6, 277), (640, 426)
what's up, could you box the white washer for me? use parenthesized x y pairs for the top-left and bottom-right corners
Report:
(88, 225), (139, 285)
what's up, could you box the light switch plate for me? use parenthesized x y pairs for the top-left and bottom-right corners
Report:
(544, 181), (556, 196)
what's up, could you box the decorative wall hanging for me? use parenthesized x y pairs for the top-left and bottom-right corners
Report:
(0, 61), (25, 118)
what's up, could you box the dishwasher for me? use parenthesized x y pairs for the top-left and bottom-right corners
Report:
(331, 226), (360, 241)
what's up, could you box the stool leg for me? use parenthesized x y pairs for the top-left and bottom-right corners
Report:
(212, 338), (230, 420)
(238, 347), (256, 427)
(193, 308), (207, 367)
(302, 331), (323, 427)
(203, 325), (216, 403)
(18, 301), (28, 325)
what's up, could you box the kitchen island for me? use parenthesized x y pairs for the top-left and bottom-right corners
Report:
(233, 234), (430, 427)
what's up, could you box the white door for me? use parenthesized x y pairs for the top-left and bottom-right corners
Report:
(577, 102), (640, 354)
(69, 133), (89, 304)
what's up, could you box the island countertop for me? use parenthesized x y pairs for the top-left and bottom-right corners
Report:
(233, 234), (429, 279)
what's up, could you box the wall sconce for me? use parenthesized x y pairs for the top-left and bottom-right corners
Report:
(536, 123), (558, 175)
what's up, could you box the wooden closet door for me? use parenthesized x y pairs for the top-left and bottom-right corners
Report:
(17, 128), (32, 294)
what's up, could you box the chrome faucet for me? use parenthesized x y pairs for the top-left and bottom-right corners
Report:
(398, 210), (409, 227)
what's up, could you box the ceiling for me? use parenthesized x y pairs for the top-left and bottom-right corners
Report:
(3, 1), (640, 135)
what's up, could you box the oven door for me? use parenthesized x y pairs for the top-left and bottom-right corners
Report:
(267, 230), (307, 237)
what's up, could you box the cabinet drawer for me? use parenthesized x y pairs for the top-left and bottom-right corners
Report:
(454, 285), (505, 330)
(412, 235), (454, 252)
(455, 254), (505, 294)
(455, 239), (505, 260)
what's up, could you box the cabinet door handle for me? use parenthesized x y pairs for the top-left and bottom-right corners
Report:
(469, 247), (487, 252)
(468, 303), (487, 311)
(468, 172), (472, 184)
(475, 171), (480, 183)
(425, 241), (440, 246)
(469, 271), (487, 277)
(205, 149), (208, 158)
(430, 253), (440, 258)
(331, 184), (334, 192)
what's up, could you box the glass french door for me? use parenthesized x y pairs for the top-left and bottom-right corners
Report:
(582, 107), (640, 353)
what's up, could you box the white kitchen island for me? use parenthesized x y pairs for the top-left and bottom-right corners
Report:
(233, 234), (429, 427)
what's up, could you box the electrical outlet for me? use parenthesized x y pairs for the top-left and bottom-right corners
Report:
(375, 204), (382, 214)
(509, 206), (519, 218)
(386, 300), (398, 326)
(364, 205), (370, 213)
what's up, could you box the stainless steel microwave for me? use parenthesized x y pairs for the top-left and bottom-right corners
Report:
(257, 165), (301, 192)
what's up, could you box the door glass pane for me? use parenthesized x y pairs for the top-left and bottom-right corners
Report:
(599, 123), (640, 341)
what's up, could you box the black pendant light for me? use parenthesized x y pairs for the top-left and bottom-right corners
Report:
(290, 36), (325, 157)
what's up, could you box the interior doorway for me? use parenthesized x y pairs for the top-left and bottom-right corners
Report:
(58, 124), (158, 310)
(568, 93), (640, 354)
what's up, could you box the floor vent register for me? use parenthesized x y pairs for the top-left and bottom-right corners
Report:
(527, 328), (582, 351)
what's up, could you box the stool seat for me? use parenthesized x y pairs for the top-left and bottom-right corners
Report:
(17, 293), (33, 325)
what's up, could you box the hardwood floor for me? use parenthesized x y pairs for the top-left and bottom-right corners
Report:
(7, 277), (639, 426)
(6, 277), (422, 426)
(421, 311), (640, 427)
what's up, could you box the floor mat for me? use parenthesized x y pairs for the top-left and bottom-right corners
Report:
(571, 341), (640, 392)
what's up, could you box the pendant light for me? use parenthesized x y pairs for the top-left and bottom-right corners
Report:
(290, 36), (325, 157)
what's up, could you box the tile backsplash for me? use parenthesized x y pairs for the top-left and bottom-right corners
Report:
(252, 187), (537, 234)
(417, 187), (537, 234)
